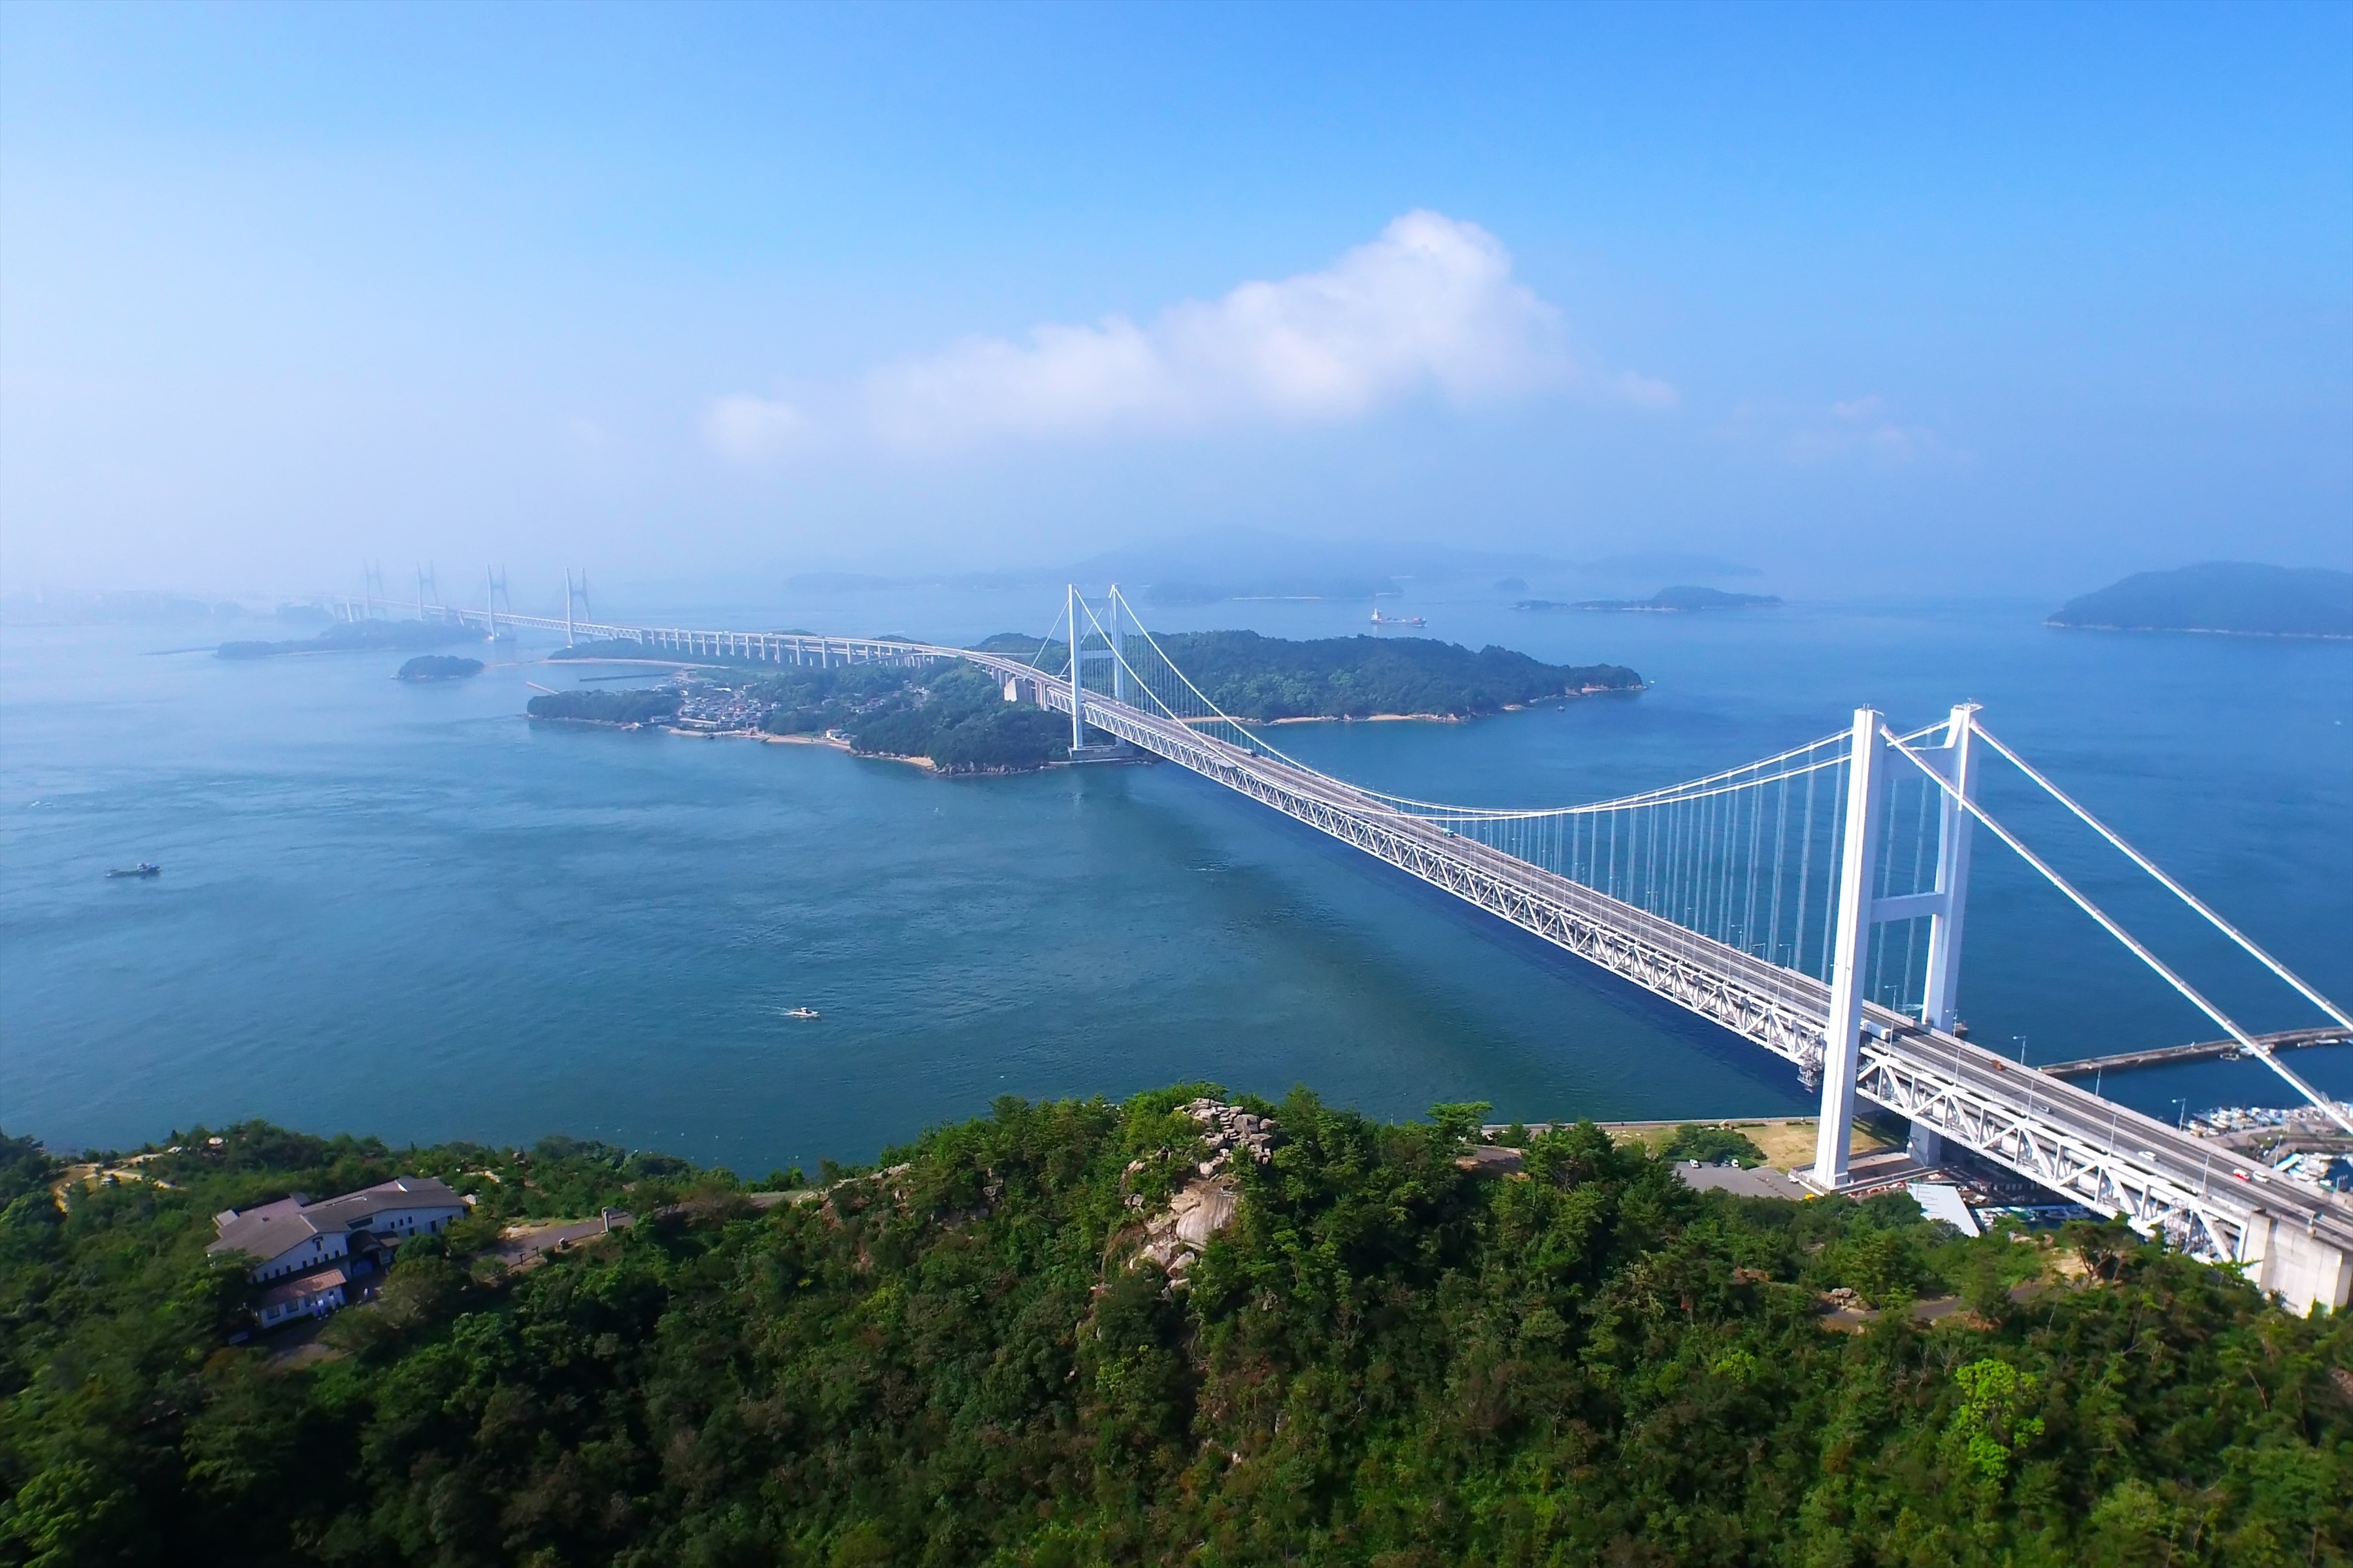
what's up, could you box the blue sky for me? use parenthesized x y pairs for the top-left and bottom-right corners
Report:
(2, 1), (2347, 597)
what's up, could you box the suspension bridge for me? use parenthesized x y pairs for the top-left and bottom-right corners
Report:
(350, 578), (2353, 1314)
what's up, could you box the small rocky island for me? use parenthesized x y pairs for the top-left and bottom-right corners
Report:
(1517, 585), (1782, 614)
(2048, 561), (2352, 639)
(396, 655), (484, 682)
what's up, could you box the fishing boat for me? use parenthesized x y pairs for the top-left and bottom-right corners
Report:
(782, 1007), (821, 1020)
(106, 863), (162, 879)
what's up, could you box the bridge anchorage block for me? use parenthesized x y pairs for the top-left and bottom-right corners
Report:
(1062, 741), (1143, 766)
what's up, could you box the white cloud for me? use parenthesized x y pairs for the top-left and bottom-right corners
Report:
(703, 393), (810, 460)
(1788, 394), (1939, 464)
(704, 211), (1671, 460)
(1723, 393), (1948, 466)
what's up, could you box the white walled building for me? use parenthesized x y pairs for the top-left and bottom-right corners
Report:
(209, 1175), (468, 1322)
(254, 1265), (352, 1329)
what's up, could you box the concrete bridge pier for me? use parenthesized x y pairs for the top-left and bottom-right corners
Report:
(2239, 1209), (2353, 1314)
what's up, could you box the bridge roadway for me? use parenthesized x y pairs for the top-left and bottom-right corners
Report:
(412, 605), (943, 668)
(424, 605), (2352, 1309)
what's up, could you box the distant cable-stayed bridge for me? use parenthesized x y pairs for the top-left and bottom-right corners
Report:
(356, 582), (2353, 1313)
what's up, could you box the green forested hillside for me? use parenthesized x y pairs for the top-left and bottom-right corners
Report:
(1153, 629), (1639, 719)
(525, 688), (682, 725)
(2, 1097), (2344, 1568)
(794, 663), (1072, 771)
(523, 629), (1635, 758)
(980, 630), (1642, 722)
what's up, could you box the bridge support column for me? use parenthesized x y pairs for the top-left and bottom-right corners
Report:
(1921, 703), (1980, 1032)
(1068, 584), (1084, 753)
(1812, 707), (1889, 1190)
(1109, 586), (1126, 705)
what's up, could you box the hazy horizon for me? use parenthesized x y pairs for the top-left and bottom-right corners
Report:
(4, 3), (2348, 601)
(7, 535), (2342, 626)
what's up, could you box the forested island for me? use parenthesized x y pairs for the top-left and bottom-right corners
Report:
(395, 655), (483, 682)
(2048, 563), (2352, 639)
(1518, 586), (1783, 614)
(1056, 629), (1641, 721)
(217, 620), (483, 659)
(2, 1095), (2343, 1566)
(526, 629), (1637, 764)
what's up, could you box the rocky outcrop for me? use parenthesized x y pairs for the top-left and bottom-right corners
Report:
(1454, 1144), (1526, 1176)
(1131, 1099), (1278, 1283)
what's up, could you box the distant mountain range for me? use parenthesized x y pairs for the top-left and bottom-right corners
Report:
(1516, 586), (1782, 614)
(782, 531), (1763, 606)
(2048, 563), (2352, 639)
(1573, 551), (1762, 582)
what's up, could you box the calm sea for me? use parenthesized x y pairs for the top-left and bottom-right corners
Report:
(4, 588), (2347, 1175)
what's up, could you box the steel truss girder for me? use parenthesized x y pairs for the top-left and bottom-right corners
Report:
(429, 606), (941, 668)
(1854, 1041), (2243, 1261)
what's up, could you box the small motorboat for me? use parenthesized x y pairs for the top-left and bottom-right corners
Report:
(106, 863), (162, 879)
(782, 1007), (821, 1020)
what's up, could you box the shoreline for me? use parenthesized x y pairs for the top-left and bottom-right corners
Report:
(1260, 711), (1463, 726)
(537, 717), (1036, 777)
(1222, 687), (1643, 727)
(2046, 622), (2352, 641)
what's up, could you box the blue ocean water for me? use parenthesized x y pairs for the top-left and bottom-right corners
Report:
(3, 590), (2347, 1175)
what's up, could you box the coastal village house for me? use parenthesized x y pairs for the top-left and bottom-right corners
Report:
(208, 1175), (468, 1329)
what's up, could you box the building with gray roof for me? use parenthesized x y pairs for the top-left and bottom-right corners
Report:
(209, 1175), (467, 1290)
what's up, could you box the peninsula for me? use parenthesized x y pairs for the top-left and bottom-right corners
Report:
(526, 661), (1070, 769)
(524, 687), (682, 727)
(4, 1097), (2340, 1563)
(2048, 562), (2353, 639)
(217, 619), (482, 659)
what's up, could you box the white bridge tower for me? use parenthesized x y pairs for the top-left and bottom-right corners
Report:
(1811, 703), (1980, 1188)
